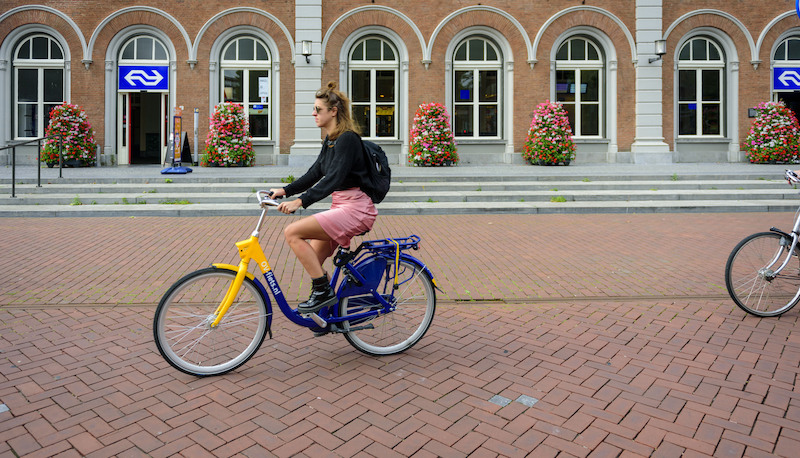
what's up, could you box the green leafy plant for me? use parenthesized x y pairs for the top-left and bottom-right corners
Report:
(408, 102), (458, 166)
(204, 102), (256, 167)
(743, 101), (800, 163)
(160, 199), (191, 204)
(164, 178), (173, 183)
(523, 100), (576, 166)
(70, 195), (82, 206)
(281, 175), (295, 184)
(41, 103), (98, 166)
(551, 196), (567, 202)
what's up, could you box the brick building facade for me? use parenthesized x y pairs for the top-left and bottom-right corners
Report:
(1, 1), (798, 167)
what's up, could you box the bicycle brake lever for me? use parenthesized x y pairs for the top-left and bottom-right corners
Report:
(257, 190), (280, 207)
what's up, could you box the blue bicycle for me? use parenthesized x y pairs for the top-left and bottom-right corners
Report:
(154, 191), (437, 376)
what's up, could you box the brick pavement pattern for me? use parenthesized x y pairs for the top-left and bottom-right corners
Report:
(2, 213), (800, 456)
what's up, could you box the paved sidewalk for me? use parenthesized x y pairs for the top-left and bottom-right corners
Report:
(2, 212), (800, 456)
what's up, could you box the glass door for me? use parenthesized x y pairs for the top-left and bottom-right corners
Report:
(117, 93), (131, 165)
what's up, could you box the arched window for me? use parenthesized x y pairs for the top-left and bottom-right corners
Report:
(220, 36), (271, 138)
(453, 37), (501, 138)
(772, 37), (800, 117)
(349, 37), (398, 138)
(773, 37), (800, 62)
(555, 37), (603, 137)
(677, 37), (724, 136)
(13, 34), (65, 138)
(120, 35), (168, 62)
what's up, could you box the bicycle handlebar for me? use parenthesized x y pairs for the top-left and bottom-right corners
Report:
(785, 169), (800, 185)
(257, 190), (280, 207)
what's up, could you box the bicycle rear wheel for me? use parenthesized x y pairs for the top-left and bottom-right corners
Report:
(340, 258), (435, 356)
(725, 232), (800, 317)
(154, 267), (270, 376)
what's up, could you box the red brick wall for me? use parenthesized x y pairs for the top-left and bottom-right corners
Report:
(3, 1), (799, 158)
(662, 1), (795, 150)
(1, 2), (295, 153)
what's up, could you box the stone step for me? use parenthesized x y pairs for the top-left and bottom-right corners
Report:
(2, 165), (797, 215)
(2, 187), (798, 206)
(1, 198), (796, 217)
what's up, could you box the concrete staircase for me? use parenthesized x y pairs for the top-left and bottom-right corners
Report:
(1, 165), (798, 216)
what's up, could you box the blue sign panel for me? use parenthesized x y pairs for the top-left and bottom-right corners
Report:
(118, 65), (169, 91)
(773, 67), (800, 91)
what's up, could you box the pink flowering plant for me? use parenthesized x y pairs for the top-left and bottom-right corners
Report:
(409, 102), (458, 166)
(742, 101), (800, 163)
(202, 102), (255, 166)
(41, 103), (97, 166)
(523, 100), (576, 166)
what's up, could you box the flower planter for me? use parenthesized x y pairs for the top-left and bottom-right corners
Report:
(523, 100), (576, 166)
(743, 101), (800, 163)
(41, 103), (97, 167)
(409, 102), (458, 167)
(204, 103), (255, 167)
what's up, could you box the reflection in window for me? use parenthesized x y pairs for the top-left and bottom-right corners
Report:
(349, 37), (398, 138)
(220, 36), (271, 138)
(555, 37), (603, 137)
(677, 37), (724, 136)
(453, 37), (501, 138)
(13, 34), (65, 138)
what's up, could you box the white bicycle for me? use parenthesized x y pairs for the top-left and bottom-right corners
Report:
(725, 169), (800, 316)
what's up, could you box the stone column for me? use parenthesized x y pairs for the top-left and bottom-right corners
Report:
(289, 0), (323, 166)
(631, 0), (672, 163)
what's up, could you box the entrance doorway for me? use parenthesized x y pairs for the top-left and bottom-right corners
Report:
(776, 92), (800, 119)
(117, 92), (167, 165)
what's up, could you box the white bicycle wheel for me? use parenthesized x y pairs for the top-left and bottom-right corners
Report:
(154, 268), (270, 376)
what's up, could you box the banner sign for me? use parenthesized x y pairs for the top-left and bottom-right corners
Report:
(173, 116), (182, 164)
(773, 67), (800, 91)
(118, 65), (169, 91)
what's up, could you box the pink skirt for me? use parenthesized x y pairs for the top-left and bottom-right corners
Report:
(314, 188), (377, 250)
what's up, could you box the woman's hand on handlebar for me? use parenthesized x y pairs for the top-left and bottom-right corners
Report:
(277, 198), (303, 214)
(268, 188), (286, 198)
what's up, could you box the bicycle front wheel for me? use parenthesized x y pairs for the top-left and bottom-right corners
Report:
(154, 267), (270, 376)
(725, 232), (800, 317)
(340, 259), (436, 356)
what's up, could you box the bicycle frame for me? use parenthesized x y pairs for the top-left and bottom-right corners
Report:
(209, 200), (436, 333)
(762, 170), (800, 282)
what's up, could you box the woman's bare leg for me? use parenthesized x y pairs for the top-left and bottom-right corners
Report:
(284, 216), (334, 278)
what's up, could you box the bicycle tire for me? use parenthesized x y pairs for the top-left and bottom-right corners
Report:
(725, 232), (800, 317)
(154, 267), (270, 376)
(340, 258), (435, 356)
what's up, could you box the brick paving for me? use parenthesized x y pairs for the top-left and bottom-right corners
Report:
(2, 212), (800, 456)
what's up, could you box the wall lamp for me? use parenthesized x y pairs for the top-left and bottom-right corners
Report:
(649, 39), (667, 63)
(301, 40), (312, 63)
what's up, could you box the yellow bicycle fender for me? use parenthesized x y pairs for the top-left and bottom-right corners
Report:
(211, 263), (255, 281)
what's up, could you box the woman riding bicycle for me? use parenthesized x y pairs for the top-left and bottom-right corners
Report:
(269, 81), (376, 314)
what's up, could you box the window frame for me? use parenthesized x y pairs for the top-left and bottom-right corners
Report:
(219, 36), (272, 140)
(676, 37), (725, 138)
(13, 34), (65, 140)
(555, 37), (604, 138)
(348, 36), (399, 139)
(452, 36), (502, 140)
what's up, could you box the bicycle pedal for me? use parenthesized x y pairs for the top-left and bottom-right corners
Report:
(302, 312), (328, 328)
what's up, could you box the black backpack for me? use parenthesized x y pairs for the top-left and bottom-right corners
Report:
(361, 140), (391, 203)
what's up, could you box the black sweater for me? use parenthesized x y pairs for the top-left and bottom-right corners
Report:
(283, 131), (369, 208)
